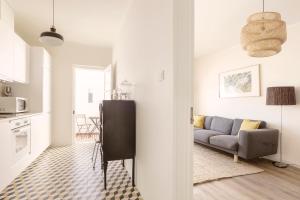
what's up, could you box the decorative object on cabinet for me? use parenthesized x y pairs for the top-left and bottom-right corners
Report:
(266, 86), (296, 168)
(2, 85), (12, 96)
(39, 0), (64, 46)
(119, 80), (134, 100)
(219, 65), (260, 98)
(241, 0), (287, 57)
(100, 100), (136, 189)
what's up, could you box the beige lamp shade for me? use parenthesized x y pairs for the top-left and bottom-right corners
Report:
(241, 12), (287, 57)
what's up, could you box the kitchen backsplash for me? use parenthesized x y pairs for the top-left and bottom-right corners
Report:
(0, 82), (3, 96)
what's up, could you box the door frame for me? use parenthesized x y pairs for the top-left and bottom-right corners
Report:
(71, 64), (106, 144)
(173, 0), (194, 199)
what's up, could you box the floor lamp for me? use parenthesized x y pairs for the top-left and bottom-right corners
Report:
(266, 86), (296, 168)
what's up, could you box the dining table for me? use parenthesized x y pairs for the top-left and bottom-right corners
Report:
(89, 116), (101, 133)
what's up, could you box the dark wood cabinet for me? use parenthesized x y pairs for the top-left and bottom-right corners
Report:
(100, 100), (136, 189)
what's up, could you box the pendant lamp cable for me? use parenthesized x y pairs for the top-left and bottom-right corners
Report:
(52, 0), (55, 27)
(262, 0), (265, 13)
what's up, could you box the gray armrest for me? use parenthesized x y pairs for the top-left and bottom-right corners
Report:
(238, 129), (279, 159)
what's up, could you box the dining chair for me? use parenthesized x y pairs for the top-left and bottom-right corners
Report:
(91, 104), (103, 169)
(75, 114), (92, 136)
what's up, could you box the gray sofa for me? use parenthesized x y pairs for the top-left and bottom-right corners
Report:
(194, 116), (279, 161)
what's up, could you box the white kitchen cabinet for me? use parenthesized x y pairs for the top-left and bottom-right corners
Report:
(42, 52), (51, 113)
(29, 47), (51, 113)
(0, 120), (13, 191)
(13, 33), (30, 83)
(0, 0), (14, 30)
(31, 113), (51, 159)
(0, 20), (14, 81)
(11, 47), (52, 113)
(0, 113), (51, 191)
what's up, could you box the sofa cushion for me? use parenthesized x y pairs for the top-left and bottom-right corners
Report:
(210, 116), (233, 134)
(240, 119), (261, 131)
(194, 129), (225, 143)
(209, 135), (238, 151)
(194, 115), (205, 128)
(194, 127), (203, 131)
(231, 119), (243, 135)
(259, 121), (267, 129)
(231, 119), (267, 135)
(204, 116), (213, 129)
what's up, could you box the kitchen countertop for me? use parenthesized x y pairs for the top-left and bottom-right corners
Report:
(0, 112), (43, 121)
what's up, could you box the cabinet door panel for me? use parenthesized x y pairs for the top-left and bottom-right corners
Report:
(0, 21), (14, 81)
(31, 114), (51, 158)
(13, 33), (29, 83)
(0, 121), (13, 191)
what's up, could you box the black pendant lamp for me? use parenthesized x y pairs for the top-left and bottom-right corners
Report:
(39, 0), (64, 46)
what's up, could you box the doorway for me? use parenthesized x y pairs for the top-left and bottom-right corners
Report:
(72, 65), (105, 143)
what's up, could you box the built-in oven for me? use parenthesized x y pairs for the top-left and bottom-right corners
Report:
(10, 118), (31, 162)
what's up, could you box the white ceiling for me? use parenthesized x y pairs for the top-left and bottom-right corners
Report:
(194, 0), (300, 58)
(7, 0), (131, 47)
(7, 0), (300, 55)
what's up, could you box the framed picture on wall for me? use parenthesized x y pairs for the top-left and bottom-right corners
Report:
(219, 64), (260, 98)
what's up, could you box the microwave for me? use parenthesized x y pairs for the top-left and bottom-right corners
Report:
(0, 97), (29, 113)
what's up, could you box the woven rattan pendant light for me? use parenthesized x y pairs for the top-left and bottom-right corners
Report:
(241, 0), (287, 57)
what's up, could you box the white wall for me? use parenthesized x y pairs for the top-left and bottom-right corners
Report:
(113, 0), (194, 199)
(113, 1), (174, 199)
(47, 42), (112, 146)
(194, 23), (300, 166)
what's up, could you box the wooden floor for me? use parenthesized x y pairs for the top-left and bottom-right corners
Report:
(194, 159), (300, 200)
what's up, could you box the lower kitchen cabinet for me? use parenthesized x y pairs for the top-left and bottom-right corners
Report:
(31, 113), (51, 159)
(0, 113), (51, 192)
(0, 120), (12, 191)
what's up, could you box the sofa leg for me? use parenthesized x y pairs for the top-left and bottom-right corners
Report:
(234, 155), (238, 163)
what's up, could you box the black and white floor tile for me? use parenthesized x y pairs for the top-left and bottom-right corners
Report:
(0, 143), (142, 200)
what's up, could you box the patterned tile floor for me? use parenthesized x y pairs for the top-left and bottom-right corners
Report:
(0, 143), (142, 200)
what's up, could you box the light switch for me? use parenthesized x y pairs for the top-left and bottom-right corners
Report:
(159, 70), (165, 82)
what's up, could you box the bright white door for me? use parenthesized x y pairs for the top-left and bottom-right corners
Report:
(73, 66), (105, 143)
(104, 65), (113, 100)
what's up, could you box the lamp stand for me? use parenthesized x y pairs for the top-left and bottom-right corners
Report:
(273, 105), (289, 168)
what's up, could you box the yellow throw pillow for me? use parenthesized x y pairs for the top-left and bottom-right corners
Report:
(194, 115), (205, 128)
(240, 119), (261, 131)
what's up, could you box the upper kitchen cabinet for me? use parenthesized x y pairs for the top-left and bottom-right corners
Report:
(0, 20), (14, 81)
(31, 47), (51, 113)
(0, 0), (14, 30)
(13, 33), (30, 83)
(0, 0), (14, 82)
(11, 47), (52, 113)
